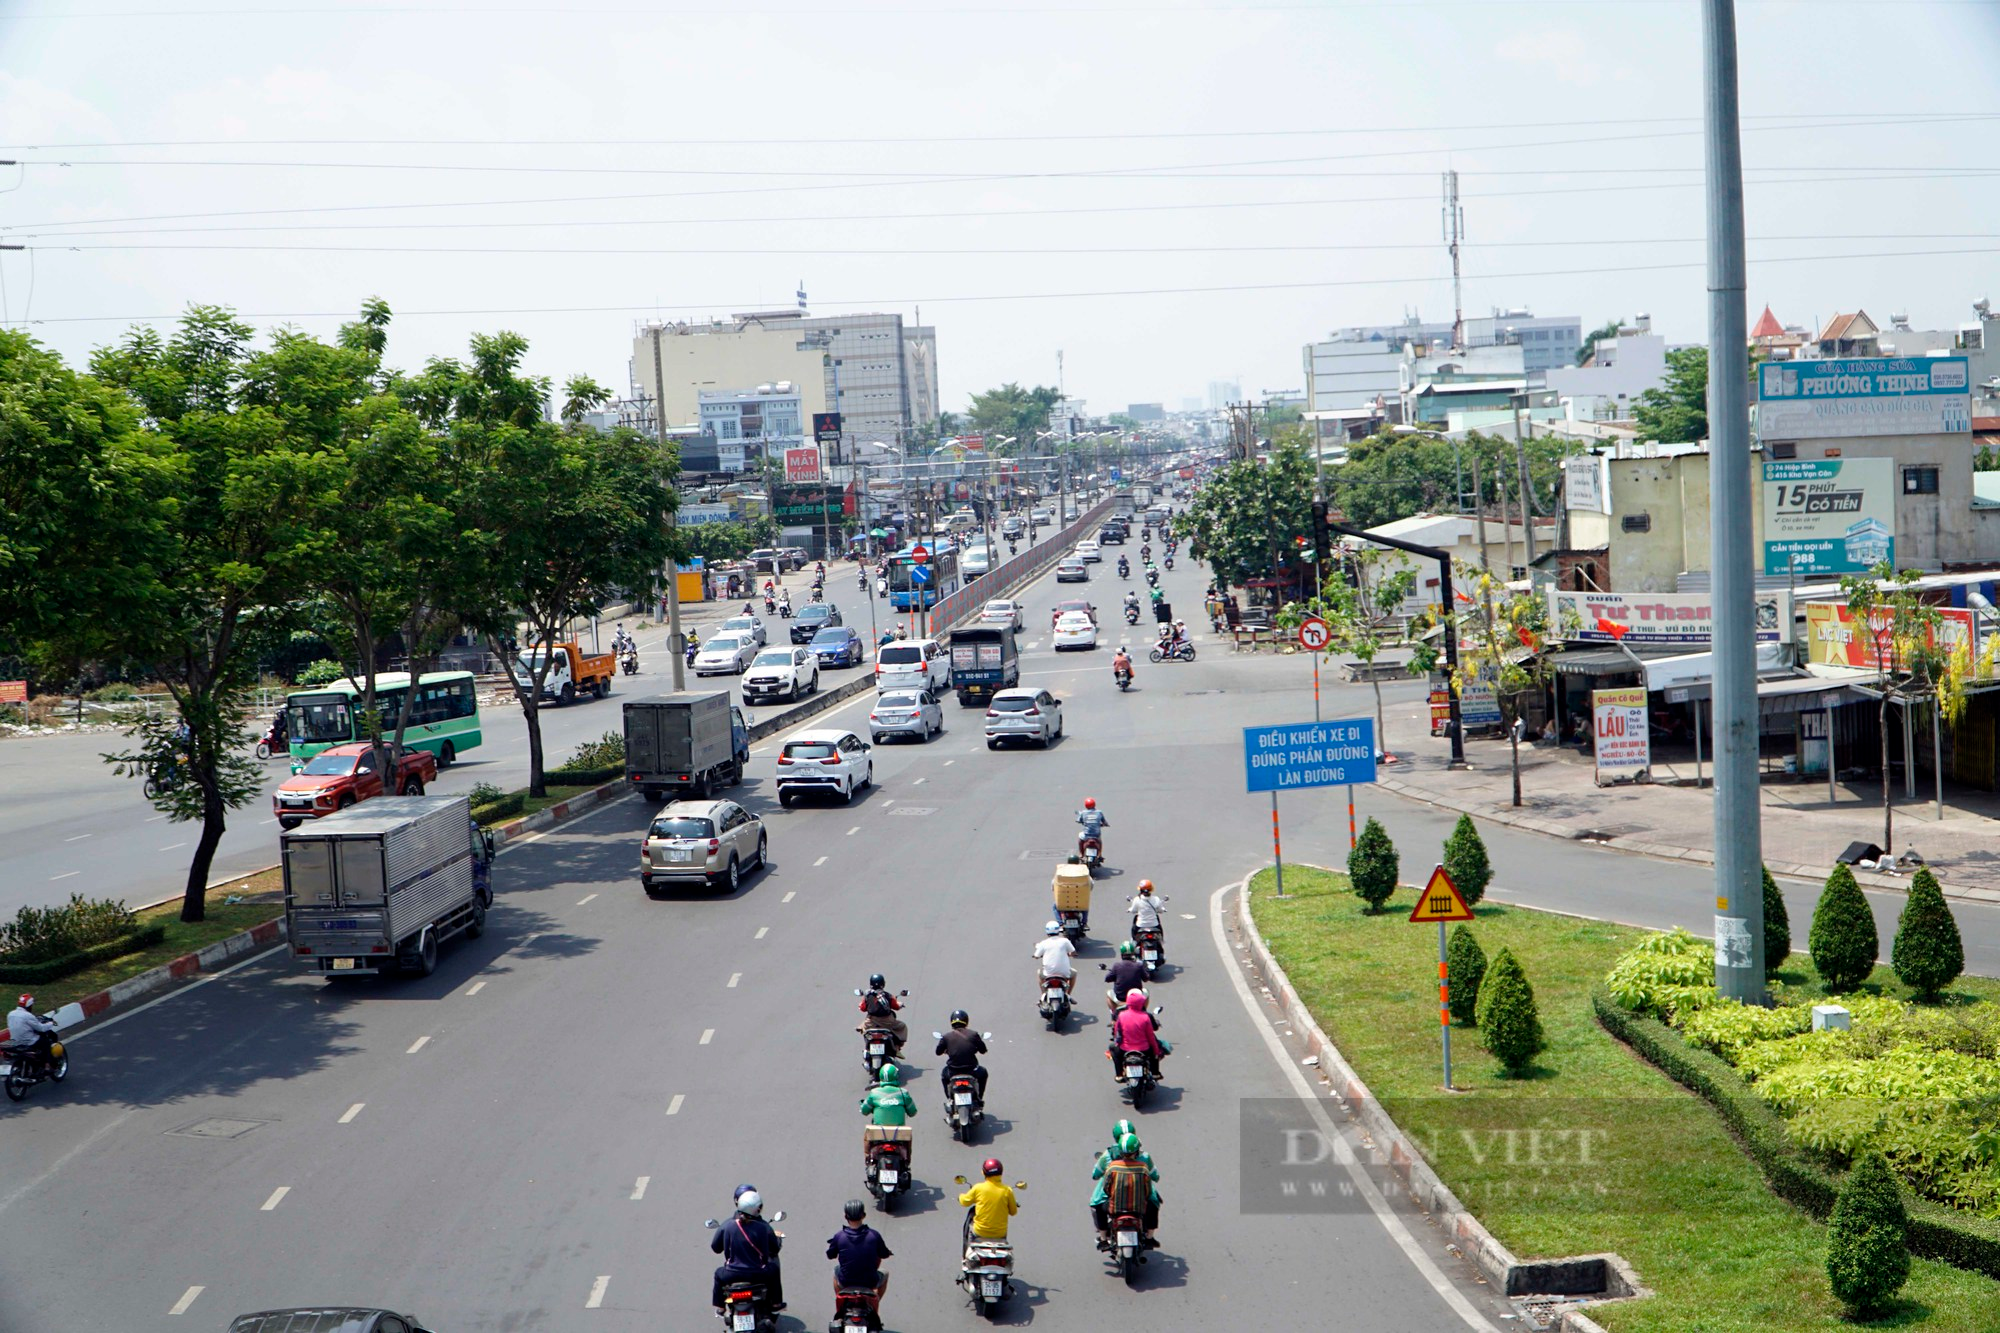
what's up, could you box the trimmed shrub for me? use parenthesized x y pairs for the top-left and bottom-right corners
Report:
(1474, 946), (1544, 1074)
(1809, 863), (1879, 992)
(85, 683), (139, 702)
(1603, 928), (1717, 1021)
(1441, 814), (1492, 907)
(1346, 817), (1399, 913)
(1826, 1150), (1911, 1314)
(544, 764), (621, 787)
(1445, 924), (1486, 1025)
(1762, 863), (1791, 977)
(1892, 866), (1964, 999)
(470, 794), (525, 826)
(0, 894), (139, 965)
(0, 924), (167, 985)
(296, 659), (348, 688)
(467, 781), (506, 808)
(564, 731), (625, 770)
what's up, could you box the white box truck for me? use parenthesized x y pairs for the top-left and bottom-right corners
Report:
(624, 691), (750, 802)
(281, 796), (494, 978)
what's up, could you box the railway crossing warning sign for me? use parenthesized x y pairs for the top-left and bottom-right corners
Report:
(1408, 865), (1474, 923)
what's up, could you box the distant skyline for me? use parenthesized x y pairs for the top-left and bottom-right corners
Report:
(3, 2), (1998, 415)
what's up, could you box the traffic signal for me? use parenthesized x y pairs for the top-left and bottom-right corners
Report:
(1311, 499), (1331, 571)
(1295, 534), (1314, 564)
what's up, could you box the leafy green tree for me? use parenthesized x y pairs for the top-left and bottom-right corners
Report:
(1632, 346), (1709, 443)
(1474, 947), (1545, 1074)
(1762, 864), (1791, 977)
(1282, 546), (1416, 759)
(1443, 814), (1493, 907)
(1842, 562), (1944, 855)
(1446, 924), (1487, 1025)
(1825, 1150), (1910, 1314)
(1181, 440), (1316, 590)
(965, 382), (1061, 449)
(561, 374), (614, 424)
(1347, 817), (1400, 912)
(1891, 866), (1964, 998)
(1809, 863), (1879, 992)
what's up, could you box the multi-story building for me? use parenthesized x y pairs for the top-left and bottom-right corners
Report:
(631, 310), (923, 457)
(698, 383), (805, 457)
(1207, 379), (1241, 411)
(1304, 307), (1581, 415)
(1461, 309), (1583, 373)
(1545, 316), (1669, 421)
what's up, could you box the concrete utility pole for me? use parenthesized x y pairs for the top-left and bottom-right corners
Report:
(1704, 0), (1765, 1000)
(1468, 446), (1494, 576)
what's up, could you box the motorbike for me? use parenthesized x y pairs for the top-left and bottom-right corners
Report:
(934, 1038), (990, 1142)
(832, 1283), (883, 1333)
(1076, 832), (1104, 874)
(1116, 558), (1130, 579)
(953, 1178), (1022, 1317)
(1148, 640), (1196, 664)
(141, 754), (188, 801)
(621, 648), (639, 676)
(1037, 974), (1072, 1029)
(1114, 663), (1133, 693)
(854, 988), (908, 1079)
(2, 1003), (80, 1102)
(1163, 555), (1174, 571)
(1145, 568), (1159, 588)
(1008, 542), (1019, 556)
(1101, 1210), (1154, 1284)
(875, 576), (888, 596)
(779, 600), (794, 619)
(865, 1129), (913, 1212)
(764, 594), (778, 614)
(1124, 604), (1140, 625)
(685, 639), (699, 667)
(702, 1211), (786, 1333)
(1133, 920), (1168, 977)
(254, 713), (286, 760)
(1109, 1029), (1162, 1107)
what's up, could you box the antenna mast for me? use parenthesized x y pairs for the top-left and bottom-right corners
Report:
(1442, 171), (1466, 351)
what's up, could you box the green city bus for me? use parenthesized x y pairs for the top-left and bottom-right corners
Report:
(285, 671), (483, 769)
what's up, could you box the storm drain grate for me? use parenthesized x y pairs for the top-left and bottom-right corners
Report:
(1574, 824), (1647, 843)
(1512, 1295), (1584, 1331)
(168, 1118), (267, 1140)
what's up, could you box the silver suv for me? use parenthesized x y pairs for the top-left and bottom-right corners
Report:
(640, 799), (768, 894)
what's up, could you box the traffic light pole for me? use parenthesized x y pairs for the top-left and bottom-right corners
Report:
(1325, 518), (1467, 768)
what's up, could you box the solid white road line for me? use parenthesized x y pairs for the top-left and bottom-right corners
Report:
(813, 856), (828, 867)
(169, 1286), (204, 1315)
(781, 891), (796, 903)
(1208, 878), (1497, 1332)
(727, 972), (741, 988)
(699, 1028), (715, 1045)
(754, 926), (769, 939)
(465, 981), (486, 996)
(666, 1094), (685, 1116)
(406, 1035), (430, 1055)
(339, 1103), (364, 1124)
(260, 1186), (290, 1211)
(577, 893), (598, 906)
(631, 1176), (651, 1201)
(586, 1275), (610, 1309)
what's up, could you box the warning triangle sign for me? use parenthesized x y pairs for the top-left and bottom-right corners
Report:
(1408, 864), (1475, 923)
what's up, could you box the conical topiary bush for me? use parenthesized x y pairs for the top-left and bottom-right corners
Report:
(1446, 923), (1486, 1026)
(1442, 814), (1492, 907)
(1808, 862), (1878, 992)
(1347, 816), (1399, 913)
(1474, 946), (1544, 1075)
(1825, 1150), (1910, 1315)
(1762, 863), (1791, 977)
(1891, 866), (1964, 999)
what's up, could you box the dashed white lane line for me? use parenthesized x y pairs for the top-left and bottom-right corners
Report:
(146, 814), (168, 823)
(465, 980), (486, 996)
(727, 972), (741, 988)
(50, 871), (78, 881)
(169, 1286), (204, 1315)
(519, 932), (542, 947)
(782, 891), (796, 903)
(666, 1094), (685, 1116)
(631, 1176), (650, 1201)
(754, 926), (769, 940)
(64, 834), (91, 842)
(911, 777), (926, 786)
(260, 1186), (291, 1211)
(261, 817), (278, 825)
(882, 799), (896, 807)
(586, 1276), (611, 1309)
(339, 1103), (364, 1124)
(158, 842), (186, 851)
(699, 1029), (715, 1045)
(577, 893), (598, 906)
(943, 759), (955, 766)
(846, 826), (860, 836)
(813, 856), (828, 867)
(406, 1035), (430, 1055)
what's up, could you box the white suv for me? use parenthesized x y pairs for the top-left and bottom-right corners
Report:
(639, 799), (767, 895)
(875, 637), (950, 692)
(742, 646), (819, 703)
(776, 728), (874, 807)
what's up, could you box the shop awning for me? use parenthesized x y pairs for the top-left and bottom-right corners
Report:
(1753, 675), (1869, 717)
(1642, 644), (1792, 695)
(1550, 646), (1680, 677)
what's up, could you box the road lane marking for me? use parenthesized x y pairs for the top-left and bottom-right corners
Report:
(631, 1176), (651, 1201)
(754, 926), (769, 939)
(586, 1276), (610, 1309)
(64, 834), (92, 842)
(577, 893), (598, 906)
(882, 799), (895, 806)
(169, 1287), (204, 1315)
(813, 856), (828, 867)
(727, 972), (741, 987)
(465, 981), (486, 996)
(944, 759), (954, 766)
(339, 1103), (364, 1124)
(699, 1028), (715, 1044)
(782, 891), (796, 903)
(406, 1035), (430, 1054)
(260, 1186), (290, 1211)
(146, 814), (167, 822)
(911, 777), (926, 786)
(159, 843), (186, 851)
(846, 826), (860, 836)
(50, 871), (78, 881)
(666, 1094), (685, 1116)
(519, 932), (541, 947)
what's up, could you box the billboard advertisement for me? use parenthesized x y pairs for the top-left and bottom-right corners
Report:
(1803, 602), (1973, 669)
(678, 502), (735, 527)
(1757, 356), (1971, 440)
(1761, 457), (1895, 576)
(783, 445), (823, 484)
(1592, 686), (1650, 785)
(812, 411), (842, 446)
(1550, 589), (1790, 647)
(1563, 455), (1609, 514)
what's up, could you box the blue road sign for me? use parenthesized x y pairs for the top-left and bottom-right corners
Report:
(1110, 466), (1123, 480)
(1242, 719), (1377, 793)
(910, 565), (932, 586)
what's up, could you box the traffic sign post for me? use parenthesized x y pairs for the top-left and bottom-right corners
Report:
(1409, 864), (1475, 1089)
(1244, 719), (1377, 899)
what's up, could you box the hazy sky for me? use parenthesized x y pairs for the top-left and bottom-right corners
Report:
(3, 1), (1998, 416)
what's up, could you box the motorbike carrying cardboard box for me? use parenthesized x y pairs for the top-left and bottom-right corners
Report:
(1052, 863), (1093, 911)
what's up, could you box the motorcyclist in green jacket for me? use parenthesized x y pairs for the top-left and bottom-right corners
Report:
(859, 1063), (918, 1173)
(1091, 1129), (1161, 1244)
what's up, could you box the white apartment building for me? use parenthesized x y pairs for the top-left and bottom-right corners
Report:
(698, 383), (805, 454)
(1545, 317), (1669, 421)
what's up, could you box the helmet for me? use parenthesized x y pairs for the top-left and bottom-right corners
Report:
(982, 1157), (1003, 1178)
(868, 973), (886, 990)
(1113, 1118), (1136, 1142)
(1044, 920), (1061, 936)
(737, 1191), (764, 1216)
(1138, 879), (1154, 894)
(734, 1182), (759, 1201)
(1118, 1132), (1142, 1156)
(877, 1063), (901, 1086)
(950, 1009), (970, 1028)
(1118, 941), (1135, 958)
(1084, 797), (1097, 810)
(14, 993), (32, 1009)
(1126, 990), (1149, 1011)
(844, 1199), (868, 1222)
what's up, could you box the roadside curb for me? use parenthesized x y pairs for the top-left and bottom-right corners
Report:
(1371, 775), (1993, 902)
(74, 918), (286, 1025)
(1230, 875), (1648, 1332)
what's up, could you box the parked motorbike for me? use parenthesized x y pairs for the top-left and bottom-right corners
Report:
(854, 988), (908, 1078)
(1037, 974), (1072, 1029)
(2, 1003), (81, 1102)
(621, 648), (639, 676)
(702, 1211), (786, 1333)
(953, 1179), (1022, 1317)
(1147, 641), (1196, 664)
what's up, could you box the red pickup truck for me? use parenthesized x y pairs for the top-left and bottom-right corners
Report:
(273, 742), (439, 830)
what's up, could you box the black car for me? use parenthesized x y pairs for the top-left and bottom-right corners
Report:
(231, 1311), (433, 1333)
(1099, 523), (1126, 544)
(791, 602), (842, 643)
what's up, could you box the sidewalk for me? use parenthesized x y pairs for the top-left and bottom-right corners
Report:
(1372, 708), (2000, 905)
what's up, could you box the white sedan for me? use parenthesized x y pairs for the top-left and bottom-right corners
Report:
(980, 599), (1025, 631)
(694, 633), (758, 676)
(720, 615), (767, 648)
(1075, 539), (1102, 563)
(1052, 612), (1098, 652)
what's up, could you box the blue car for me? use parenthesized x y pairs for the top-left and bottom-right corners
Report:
(811, 625), (866, 668)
